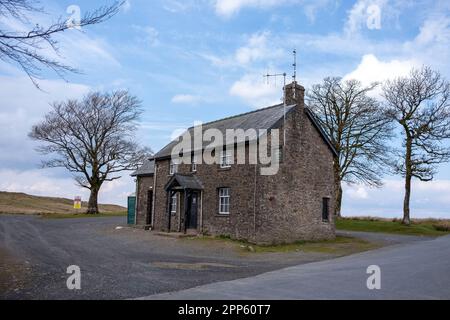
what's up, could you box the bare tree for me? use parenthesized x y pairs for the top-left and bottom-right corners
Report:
(383, 67), (450, 225)
(29, 90), (152, 214)
(0, 0), (123, 88)
(308, 77), (392, 217)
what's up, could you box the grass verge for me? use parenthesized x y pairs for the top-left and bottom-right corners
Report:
(336, 218), (450, 237)
(188, 235), (380, 256)
(40, 212), (127, 219)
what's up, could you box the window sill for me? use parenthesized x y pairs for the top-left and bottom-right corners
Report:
(217, 213), (230, 217)
(218, 167), (231, 171)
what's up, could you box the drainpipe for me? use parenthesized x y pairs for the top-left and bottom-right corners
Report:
(200, 190), (203, 234)
(183, 189), (188, 233)
(167, 190), (172, 232)
(151, 164), (158, 228)
(253, 164), (257, 241)
(134, 177), (139, 226)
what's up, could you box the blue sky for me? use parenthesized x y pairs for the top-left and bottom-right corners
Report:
(1, 0), (450, 218)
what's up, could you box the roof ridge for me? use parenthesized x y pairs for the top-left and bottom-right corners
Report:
(187, 103), (286, 129)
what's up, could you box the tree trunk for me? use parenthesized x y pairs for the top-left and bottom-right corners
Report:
(334, 159), (343, 217)
(403, 138), (412, 225)
(336, 183), (343, 217)
(87, 186), (100, 214)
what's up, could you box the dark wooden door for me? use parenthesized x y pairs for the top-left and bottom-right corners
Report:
(146, 190), (153, 225)
(127, 196), (136, 225)
(187, 192), (198, 229)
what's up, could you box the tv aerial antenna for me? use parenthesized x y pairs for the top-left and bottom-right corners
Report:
(263, 72), (287, 147)
(263, 50), (298, 147)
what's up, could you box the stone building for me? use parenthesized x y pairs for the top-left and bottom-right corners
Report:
(132, 82), (337, 244)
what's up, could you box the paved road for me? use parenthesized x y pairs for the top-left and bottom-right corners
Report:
(0, 214), (370, 300)
(142, 235), (450, 300)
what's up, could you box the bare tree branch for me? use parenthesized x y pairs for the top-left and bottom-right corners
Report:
(29, 90), (153, 214)
(0, 0), (123, 88)
(383, 66), (450, 224)
(307, 77), (393, 216)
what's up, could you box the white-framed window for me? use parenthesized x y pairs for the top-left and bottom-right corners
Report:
(191, 155), (198, 172)
(220, 150), (232, 168)
(219, 188), (230, 215)
(169, 160), (178, 175)
(171, 194), (177, 214)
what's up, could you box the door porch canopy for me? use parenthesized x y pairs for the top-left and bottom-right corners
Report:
(164, 174), (203, 232)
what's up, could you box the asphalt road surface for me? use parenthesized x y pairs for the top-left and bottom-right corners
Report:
(0, 214), (356, 300)
(1, 214), (444, 300)
(143, 234), (450, 300)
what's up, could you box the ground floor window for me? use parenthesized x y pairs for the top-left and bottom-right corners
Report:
(219, 188), (230, 214)
(322, 197), (330, 222)
(171, 194), (177, 214)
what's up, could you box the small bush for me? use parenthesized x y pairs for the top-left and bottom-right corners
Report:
(433, 221), (450, 232)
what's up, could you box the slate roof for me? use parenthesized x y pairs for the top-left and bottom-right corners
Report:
(154, 103), (297, 159)
(153, 103), (337, 159)
(165, 174), (204, 191)
(131, 159), (155, 177)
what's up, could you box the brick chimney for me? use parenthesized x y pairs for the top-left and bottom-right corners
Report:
(284, 81), (305, 106)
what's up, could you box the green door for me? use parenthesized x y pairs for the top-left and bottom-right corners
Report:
(127, 196), (136, 225)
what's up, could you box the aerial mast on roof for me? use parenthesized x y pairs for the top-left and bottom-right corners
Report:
(292, 49), (297, 99)
(263, 49), (298, 147)
(263, 72), (287, 147)
(293, 49), (297, 83)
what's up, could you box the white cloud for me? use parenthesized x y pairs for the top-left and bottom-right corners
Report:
(214, 0), (285, 17)
(213, 0), (336, 20)
(171, 94), (205, 104)
(344, 54), (418, 86)
(414, 16), (450, 46)
(201, 31), (284, 68)
(132, 25), (160, 47)
(0, 75), (90, 169)
(235, 32), (284, 65)
(303, 0), (336, 23)
(346, 185), (369, 200)
(230, 74), (282, 108)
(0, 7), (121, 71)
(163, 0), (199, 13)
(122, 0), (132, 12)
(402, 15), (450, 73)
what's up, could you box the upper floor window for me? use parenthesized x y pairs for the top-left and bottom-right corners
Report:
(219, 188), (230, 215)
(220, 150), (232, 168)
(169, 160), (178, 175)
(191, 155), (198, 172)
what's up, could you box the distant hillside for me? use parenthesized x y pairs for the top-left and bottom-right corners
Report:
(0, 192), (126, 215)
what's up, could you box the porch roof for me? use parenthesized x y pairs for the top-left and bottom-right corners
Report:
(164, 174), (204, 191)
